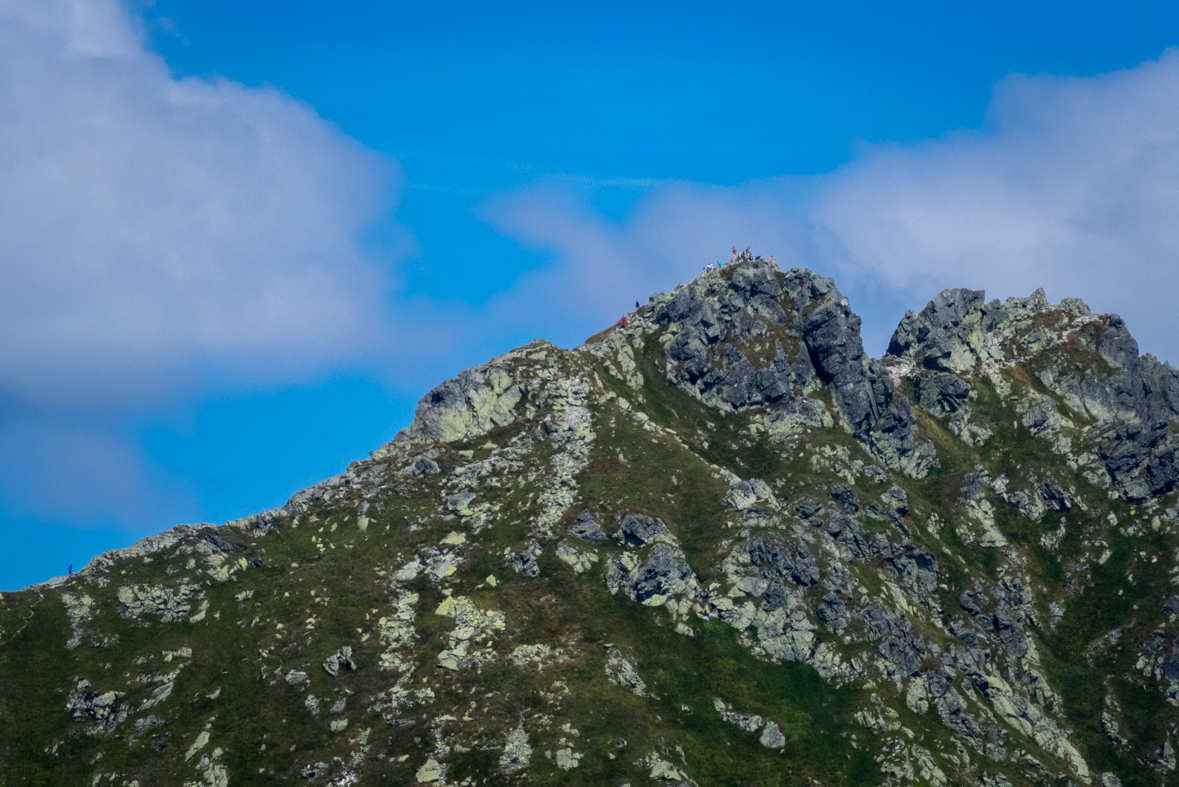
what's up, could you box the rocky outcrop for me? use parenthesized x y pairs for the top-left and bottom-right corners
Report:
(888, 285), (1179, 501)
(623, 260), (938, 477)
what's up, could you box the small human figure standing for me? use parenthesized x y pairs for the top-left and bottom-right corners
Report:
(68, 564), (73, 577)
(621, 316), (628, 329)
(635, 300), (640, 308)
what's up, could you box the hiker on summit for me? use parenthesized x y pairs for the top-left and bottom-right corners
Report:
(621, 316), (627, 329)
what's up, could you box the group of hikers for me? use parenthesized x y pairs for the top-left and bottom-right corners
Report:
(701, 246), (773, 274)
(620, 246), (773, 329)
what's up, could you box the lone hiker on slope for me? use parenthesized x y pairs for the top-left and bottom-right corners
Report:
(621, 316), (627, 329)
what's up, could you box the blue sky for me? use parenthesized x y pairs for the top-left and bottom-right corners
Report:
(3, 0), (1179, 588)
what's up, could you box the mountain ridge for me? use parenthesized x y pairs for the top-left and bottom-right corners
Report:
(4, 256), (1179, 787)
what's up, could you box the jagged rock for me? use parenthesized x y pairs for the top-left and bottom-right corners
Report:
(817, 593), (849, 632)
(759, 722), (785, 749)
(1151, 740), (1177, 772)
(1101, 711), (1125, 745)
(507, 550), (541, 578)
(889, 289), (990, 373)
(409, 457), (441, 476)
(830, 484), (859, 512)
(568, 511), (608, 545)
(641, 752), (687, 782)
(882, 484), (908, 514)
(992, 607), (1029, 659)
(605, 648), (647, 696)
(385, 356), (527, 448)
(134, 714), (167, 734)
(322, 645), (355, 676)
(555, 540), (598, 574)
(723, 478), (777, 511)
(302, 761), (330, 780)
(607, 544), (697, 606)
(747, 537), (820, 588)
(615, 514), (672, 547)
(914, 372), (971, 415)
(66, 680), (124, 726)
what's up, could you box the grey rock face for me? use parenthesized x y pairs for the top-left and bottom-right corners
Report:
(831, 484), (859, 512)
(410, 457), (441, 476)
(66, 684), (124, 723)
(914, 372), (971, 415)
(992, 607), (1029, 659)
(614, 544), (695, 605)
(889, 285), (1179, 501)
(648, 260), (935, 476)
(507, 551), (541, 578)
(322, 645), (356, 676)
(568, 511), (608, 545)
(747, 537), (820, 588)
(888, 288), (989, 372)
(614, 514), (671, 547)
(818, 592), (849, 632)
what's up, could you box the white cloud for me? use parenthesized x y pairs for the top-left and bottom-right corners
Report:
(0, 0), (402, 410)
(488, 50), (1179, 363)
(813, 48), (1179, 358)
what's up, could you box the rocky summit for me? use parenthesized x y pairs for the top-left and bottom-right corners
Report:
(6, 258), (1179, 787)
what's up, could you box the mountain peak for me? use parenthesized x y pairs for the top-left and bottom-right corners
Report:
(7, 256), (1179, 787)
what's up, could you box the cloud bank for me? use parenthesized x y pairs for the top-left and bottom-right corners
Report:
(489, 50), (1179, 364)
(0, 0), (400, 410)
(0, 0), (403, 529)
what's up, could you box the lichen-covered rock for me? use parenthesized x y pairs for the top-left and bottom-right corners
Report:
(117, 583), (199, 622)
(605, 648), (647, 696)
(499, 724), (532, 773)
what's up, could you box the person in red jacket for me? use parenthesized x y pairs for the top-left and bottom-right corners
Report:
(621, 316), (628, 329)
